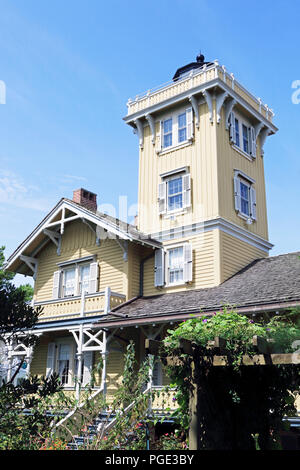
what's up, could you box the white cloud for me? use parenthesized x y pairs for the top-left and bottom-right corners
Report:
(0, 169), (51, 212)
(62, 174), (88, 182)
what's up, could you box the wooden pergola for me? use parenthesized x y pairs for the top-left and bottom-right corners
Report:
(145, 336), (300, 450)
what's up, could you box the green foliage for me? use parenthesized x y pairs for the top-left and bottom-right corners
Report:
(0, 246), (14, 288)
(0, 374), (63, 450)
(0, 245), (62, 450)
(163, 307), (300, 450)
(154, 432), (187, 450)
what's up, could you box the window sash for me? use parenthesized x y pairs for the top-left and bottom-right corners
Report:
(58, 344), (71, 385)
(240, 181), (250, 216)
(167, 177), (183, 212)
(163, 118), (172, 148)
(168, 247), (184, 284)
(178, 112), (187, 143)
(79, 265), (90, 295)
(242, 124), (249, 153)
(63, 268), (76, 297)
(62, 263), (91, 298)
(235, 118), (240, 147)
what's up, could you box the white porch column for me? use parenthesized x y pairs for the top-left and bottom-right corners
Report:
(25, 346), (34, 379)
(101, 331), (108, 399)
(75, 290), (86, 400)
(75, 324), (84, 401)
(6, 341), (13, 383)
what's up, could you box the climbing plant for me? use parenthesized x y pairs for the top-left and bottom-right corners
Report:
(162, 307), (300, 450)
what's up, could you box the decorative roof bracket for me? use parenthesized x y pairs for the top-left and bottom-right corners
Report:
(43, 229), (62, 255)
(216, 91), (229, 124)
(225, 97), (237, 130)
(134, 118), (144, 149)
(116, 238), (128, 262)
(145, 113), (156, 144)
(189, 95), (200, 128)
(81, 218), (101, 246)
(20, 255), (38, 280)
(202, 89), (213, 123)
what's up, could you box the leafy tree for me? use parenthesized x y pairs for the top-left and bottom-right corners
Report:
(0, 245), (62, 449)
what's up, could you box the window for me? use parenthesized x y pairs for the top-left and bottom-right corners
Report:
(79, 264), (90, 295)
(163, 118), (173, 148)
(154, 244), (193, 287)
(178, 112), (187, 143)
(58, 344), (70, 385)
(229, 112), (256, 158)
(234, 171), (257, 221)
(235, 118), (240, 147)
(52, 260), (99, 299)
(167, 177), (183, 212)
(158, 172), (191, 215)
(242, 124), (249, 154)
(63, 267), (76, 297)
(168, 246), (184, 285)
(240, 180), (250, 217)
(160, 107), (193, 151)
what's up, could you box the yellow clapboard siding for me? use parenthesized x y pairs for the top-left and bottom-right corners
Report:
(220, 231), (267, 282)
(216, 109), (269, 241)
(143, 231), (219, 296)
(34, 220), (126, 303)
(137, 102), (219, 235)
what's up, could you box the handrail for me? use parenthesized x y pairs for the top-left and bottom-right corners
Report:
(99, 385), (152, 434)
(53, 385), (104, 430)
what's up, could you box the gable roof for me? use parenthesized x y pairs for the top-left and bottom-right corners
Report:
(5, 198), (161, 275)
(95, 252), (300, 327)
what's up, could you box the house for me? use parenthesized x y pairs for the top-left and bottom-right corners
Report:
(4, 54), (300, 413)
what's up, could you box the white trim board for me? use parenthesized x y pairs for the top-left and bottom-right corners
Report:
(150, 217), (273, 253)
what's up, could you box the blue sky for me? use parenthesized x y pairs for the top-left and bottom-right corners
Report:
(0, 0), (299, 286)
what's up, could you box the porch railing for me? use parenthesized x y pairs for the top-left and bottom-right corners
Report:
(34, 289), (126, 322)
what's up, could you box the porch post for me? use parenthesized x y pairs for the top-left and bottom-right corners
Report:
(75, 323), (83, 401)
(25, 346), (34, 379)
(101, 330), (108, 399)
(75, 290), (86, 400)
(6, 341), (13, 383)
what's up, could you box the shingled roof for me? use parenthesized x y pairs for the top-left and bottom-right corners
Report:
(96, 252), (300, 327)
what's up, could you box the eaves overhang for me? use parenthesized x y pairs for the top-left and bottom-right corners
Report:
(5, 198), (161, 276)
(123, 77), (278, 136)
(92, 299), (300, 329)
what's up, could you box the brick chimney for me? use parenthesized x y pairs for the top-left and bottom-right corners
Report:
(73, 188), (97, 212)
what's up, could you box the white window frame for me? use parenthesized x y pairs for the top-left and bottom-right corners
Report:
(159, 106), (194, 153)
(166, 245), (185, 286)
(166, 174), (184, 214)
(165, 243), (193, 287)
(53, 259), (99, 300)
(61, 262), (91, 298)
(55, 338), (76, 388)
(234, 170), (257, 222)
(158, 169), (191, 217)
(230, 111), (256, 160)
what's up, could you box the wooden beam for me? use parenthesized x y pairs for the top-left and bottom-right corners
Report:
(145, 338), (163, 356)
(252, 335), (269, 354)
